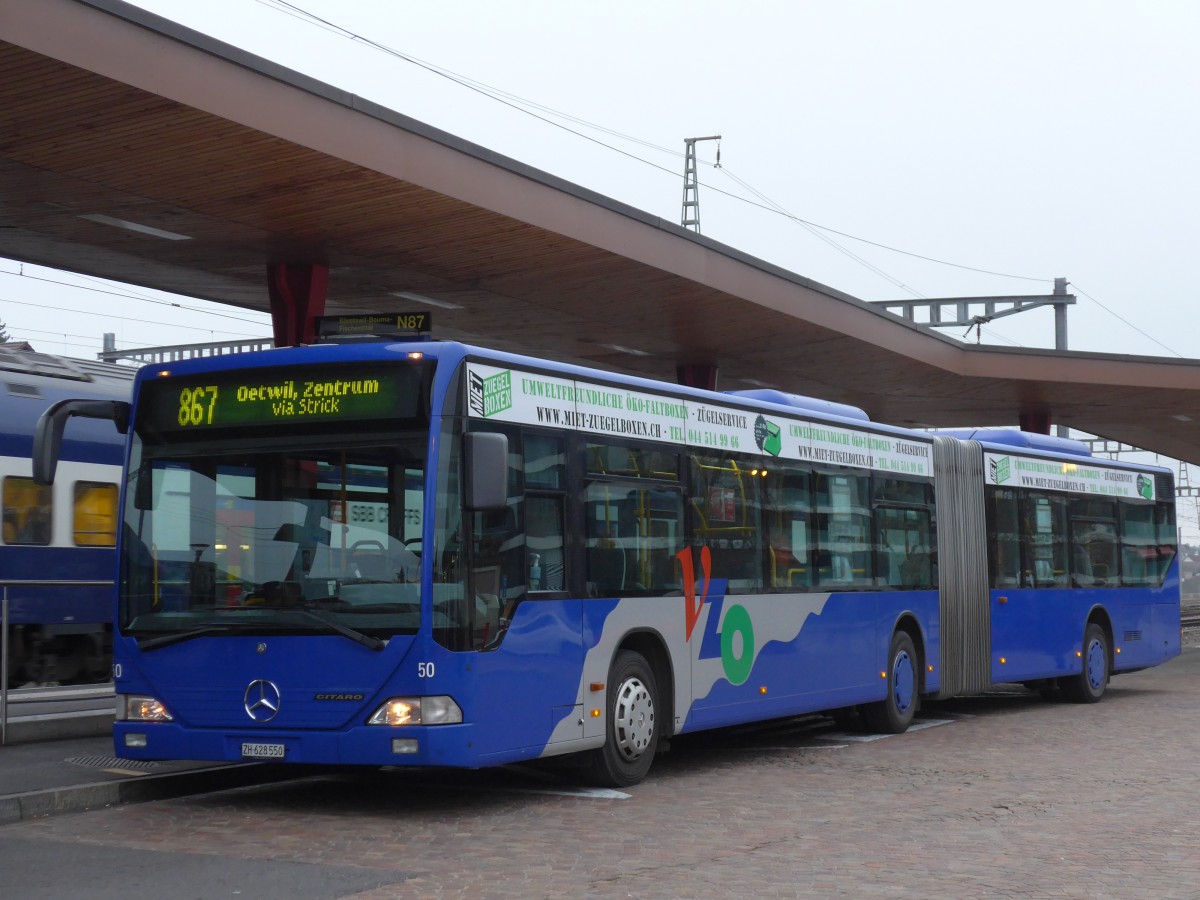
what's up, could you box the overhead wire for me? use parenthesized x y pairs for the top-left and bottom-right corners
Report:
(0, 295), (266, 340)
(717, 167), (925, 298)
(0, 266), (271, 329)
(257, 1), (1052, 291)
(255, 0), (1197, 361)
(3, 1), (1169, 358)
(1069, 283), (1182, 358)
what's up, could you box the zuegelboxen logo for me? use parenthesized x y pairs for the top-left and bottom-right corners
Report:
(1137, 474), (1153, 500)
(990, 456), (1011, 484)
(753, 415), (782, 456)
(468, 369), (513, 417)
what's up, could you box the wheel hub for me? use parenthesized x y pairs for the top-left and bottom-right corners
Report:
(613, 676), (655, 761)
(1086, 638), (1106, 690)
(893, 650), (915, 713)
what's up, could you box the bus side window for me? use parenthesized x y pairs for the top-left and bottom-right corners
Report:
(986, 487), (1021, 588)
(526, 495), (564, 592)
(3, 476), (52, 545)
(816, 470), (871, 588)
(73, 481), (118, 547)
(1021, 493), (1068, 588)
(586, 481), (683, 596)
(1069, 498), (1118, 588)
(524, 432), (566, 594)
(876, 506), (933, 588)
(688, 455), (760, 594)
(762, 464), (812, 591)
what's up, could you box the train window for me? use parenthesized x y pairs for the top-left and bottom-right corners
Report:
(3, 476), (51, 545)
(73, 481), (119, 547)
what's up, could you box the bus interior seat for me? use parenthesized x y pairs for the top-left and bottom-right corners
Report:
(587, 546), (626, 596)
(1072, 546), (1094, 586)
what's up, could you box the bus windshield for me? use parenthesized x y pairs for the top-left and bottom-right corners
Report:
(120, 425), (430, 643)
(119, 358), (435, 643)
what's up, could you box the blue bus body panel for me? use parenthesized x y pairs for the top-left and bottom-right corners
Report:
(990, 559), (1181, 684)
(116, 586), (942, 767)
(116, 600), (617, 767)
(679, 588), (939, 731)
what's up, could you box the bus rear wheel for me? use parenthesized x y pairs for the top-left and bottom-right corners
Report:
(587, 650), (659, 787)
(1061, 622), (1109, 704)
(863, 630), (919, 734)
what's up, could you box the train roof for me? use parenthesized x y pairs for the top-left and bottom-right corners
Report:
(0, 344), (135, 461)
(0, 343), (138, 389)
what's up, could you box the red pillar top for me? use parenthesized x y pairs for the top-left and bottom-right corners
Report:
(267, 262), (329, 347)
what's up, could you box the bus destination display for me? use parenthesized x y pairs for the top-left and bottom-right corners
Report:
(142, 365), (420, 432)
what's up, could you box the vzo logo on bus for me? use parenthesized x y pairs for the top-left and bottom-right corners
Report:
(677, 546), (755, 686)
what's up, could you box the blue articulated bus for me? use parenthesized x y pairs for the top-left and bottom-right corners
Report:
(34, 340), (1181, 785)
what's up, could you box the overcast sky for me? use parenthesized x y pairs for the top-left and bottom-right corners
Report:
(4, 0), (1198, 361)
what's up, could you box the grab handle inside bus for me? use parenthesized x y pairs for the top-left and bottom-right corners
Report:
(464, 431), (508, 511)
(33, 398), (131, 485)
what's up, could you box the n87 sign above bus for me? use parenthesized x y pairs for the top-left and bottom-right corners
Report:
(466, 363), (931, 476)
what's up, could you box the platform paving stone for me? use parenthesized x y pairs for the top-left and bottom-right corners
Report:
(4, 640), (1200, 898)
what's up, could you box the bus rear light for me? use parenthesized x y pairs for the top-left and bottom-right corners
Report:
(119, 694), (173, 722)
(368, 696), (462, 726)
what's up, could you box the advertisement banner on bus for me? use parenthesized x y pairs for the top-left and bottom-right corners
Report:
(466, 363), (931, 476)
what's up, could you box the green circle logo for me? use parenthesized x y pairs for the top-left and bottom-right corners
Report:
(720, 603), (755, 685)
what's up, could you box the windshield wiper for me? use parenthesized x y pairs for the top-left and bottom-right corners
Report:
(291, 607), (386, 650)
(138, 624), (237, 652)
(135, 607), (386, 652)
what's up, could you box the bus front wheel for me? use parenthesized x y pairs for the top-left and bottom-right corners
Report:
(1061, 622), (1109, 704)
(587, 650), (659, 787)
(863, 630), (919, 734)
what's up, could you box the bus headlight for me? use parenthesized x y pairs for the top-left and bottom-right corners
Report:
(118, 694), (174, 722)
(367, 696), (462, 726)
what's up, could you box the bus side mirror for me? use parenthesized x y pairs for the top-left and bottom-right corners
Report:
(33, 399), (130, 485)
(463, 431), (508, 512)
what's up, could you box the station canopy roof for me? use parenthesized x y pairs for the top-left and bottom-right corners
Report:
(4, 0), (1200, 465)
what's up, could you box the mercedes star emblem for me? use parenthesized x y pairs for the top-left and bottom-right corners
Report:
(244, 679), (281, 722)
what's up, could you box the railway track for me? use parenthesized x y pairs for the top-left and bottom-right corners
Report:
(1181, 610), (1200, 630)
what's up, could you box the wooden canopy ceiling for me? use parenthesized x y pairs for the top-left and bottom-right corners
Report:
(3, 0), (1200, 464)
